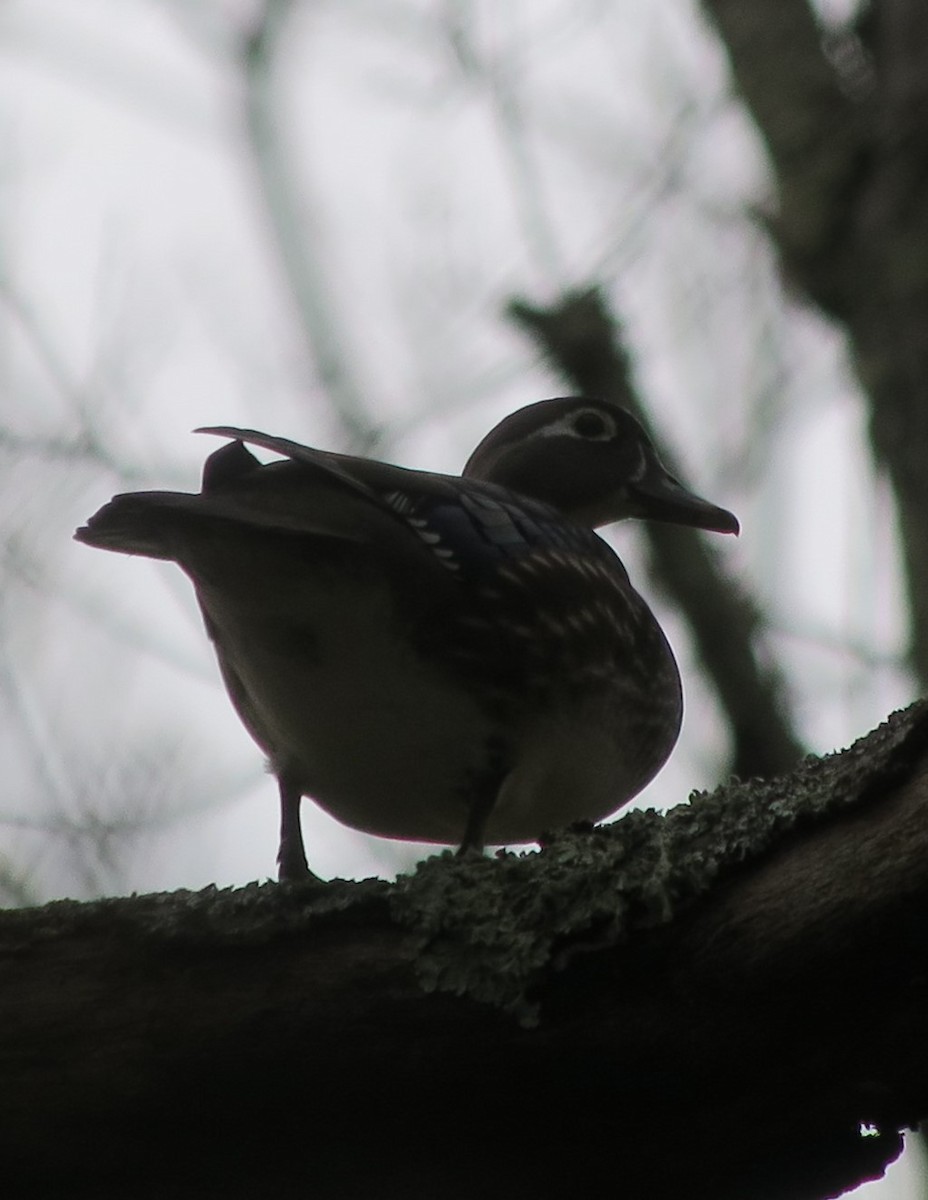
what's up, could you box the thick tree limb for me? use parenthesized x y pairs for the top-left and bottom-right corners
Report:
(700, 0), (868, 295)
(701, 0), (928, 688)
(4, 702), (928, 1199)
(508, 288), (804, 778)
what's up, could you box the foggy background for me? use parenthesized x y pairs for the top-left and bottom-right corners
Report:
(0, 2), (921, 1193)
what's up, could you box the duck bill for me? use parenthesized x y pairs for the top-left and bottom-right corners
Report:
(629, 469), (740, 535)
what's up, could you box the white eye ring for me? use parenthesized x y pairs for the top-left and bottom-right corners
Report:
(570, 408), (616, 440)
(534, 408), (617, 442)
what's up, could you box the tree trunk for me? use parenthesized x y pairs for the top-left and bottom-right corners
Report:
(702, 0), (928, 687)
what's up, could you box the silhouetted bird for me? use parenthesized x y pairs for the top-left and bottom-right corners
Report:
(76, 397), (738, 880)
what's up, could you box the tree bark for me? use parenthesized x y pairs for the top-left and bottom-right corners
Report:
(3, 702), (928, 1199)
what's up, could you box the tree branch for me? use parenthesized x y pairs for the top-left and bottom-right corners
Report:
(701, 0), (928, 690)
(239, 1), (379, 449)
(699, 0), (871, 313)
(508, 287), (804, 778)
(4, 701), (928, 1199)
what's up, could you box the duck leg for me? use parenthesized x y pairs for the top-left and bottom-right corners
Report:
(276, 773), (318, 882)
(457, 739), (510, 856)
(458, 798), (491, 856)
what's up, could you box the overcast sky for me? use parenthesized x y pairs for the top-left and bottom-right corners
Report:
(0, 2), (921, 1194)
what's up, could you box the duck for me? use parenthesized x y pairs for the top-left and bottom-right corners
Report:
(75, 396), (738, 880)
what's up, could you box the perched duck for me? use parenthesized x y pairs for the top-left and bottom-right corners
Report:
(75, 397), (738, 880)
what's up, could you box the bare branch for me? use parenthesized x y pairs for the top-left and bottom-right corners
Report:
(700, 0), (871, 304)
(238, 0), (380, 450)
(509, 286), (805, 778)
(701, 0), (928, 691)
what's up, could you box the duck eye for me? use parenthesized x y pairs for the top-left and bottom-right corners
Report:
(572, 410), (612, 439)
